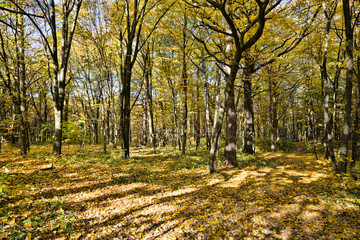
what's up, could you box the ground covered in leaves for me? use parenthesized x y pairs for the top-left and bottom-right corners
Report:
(1, 144), (360, 239)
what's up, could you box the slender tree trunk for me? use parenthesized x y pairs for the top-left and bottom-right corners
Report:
(269, 76), (278, 151)
(181, 10), (188, 155)
(309, 99), (318, 160)
(322, 1), (337, 171)
(339, 0), (354, 173)
(102, 104), (107, 154)
(243, 78), (255, 154)
(15, 13), (28, 155)
(195, 78), (201, 149)
(202, 62), (211, 150)
(122, 63), (131, 158)
(351, 55), (360, 180)
(141, 95), (148, 145)
(145, 61), (155, 151)
(168, 78), (179, 149)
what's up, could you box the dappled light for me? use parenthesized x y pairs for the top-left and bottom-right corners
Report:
(1, 144), (360, 239)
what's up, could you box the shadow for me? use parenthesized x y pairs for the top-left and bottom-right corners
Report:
(2, 145), (360, 239)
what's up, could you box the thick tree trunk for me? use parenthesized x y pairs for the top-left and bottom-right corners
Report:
(339, 0), (354, 173)
(242, 54), (255, 154)
(224, 86), (237, 166)
(209, 24), (237, 173)
(209, 71), (238, 173)
(351, 87), (359, 180)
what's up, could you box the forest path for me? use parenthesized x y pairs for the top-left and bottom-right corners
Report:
(1, 144), (359, 239)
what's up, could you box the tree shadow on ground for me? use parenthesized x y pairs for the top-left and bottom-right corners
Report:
(1, 145), (360, 239)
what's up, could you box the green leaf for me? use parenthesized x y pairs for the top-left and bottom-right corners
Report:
(23, 218), (31, 224)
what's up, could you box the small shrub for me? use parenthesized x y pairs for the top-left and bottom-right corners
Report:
(255, 137), (293, 152)
(303, 141), (325, 153)
(277, 138), (294, 152)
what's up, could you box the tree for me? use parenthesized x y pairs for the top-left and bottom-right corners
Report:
(0, 7), (29, 154)
(114, 0), (174, 158)
(191, 0), (282, 172)
(321, 0), (338, 171)
(6, 0), (83, 155)
(339, 0), (354, 173)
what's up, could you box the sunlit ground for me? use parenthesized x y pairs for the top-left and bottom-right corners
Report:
(1, 143), (360, 239)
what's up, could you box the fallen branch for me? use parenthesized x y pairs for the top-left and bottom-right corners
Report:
(2, 167), (25, 175)
(31, 164), (54, 174)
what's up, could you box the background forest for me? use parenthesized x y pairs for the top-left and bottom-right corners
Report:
(1, 0), (360, 174)
(1, 0), (360, 239)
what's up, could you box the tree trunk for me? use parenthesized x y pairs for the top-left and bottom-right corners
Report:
(209, 70), (238, 173)
(351, 86), (359, 180)
(339, 0), (354, 173)
(202, 61), (211, 150)
(141, 95), (148, 145)
(269, 76), (278, 151)
(102, 104), (107, 154)
(242, 54), (255, 154)
(243, 78), (255, 154)
(195, 78), (201, 149)
(15, 13), (28, 155)
(53, 106), (63, 155)
(145, 60), (155, 151)
(181, 10), (188, 156)
(322, 1), (337, 171)
(224, 86), (237, 166)
(122, 64), (131, 158)
(350, 56), (360, 180)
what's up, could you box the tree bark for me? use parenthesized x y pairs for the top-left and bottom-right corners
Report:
(181, 10), (188, 156)
(339, 0), (354, 173)
(269, 75), (278, 151)
(351, 55), (360, 180)
(224, 86), (237, 166)
(141, 95), (148, 145)
(195, 78), (201, 149)
(322, 1), (337, 171)
(207, 0), (270, 173)
(202, 61), (211, 150)
(122, 61), (132, 158)
(144, 51), (156, 151)
(242, 63), (255, 154)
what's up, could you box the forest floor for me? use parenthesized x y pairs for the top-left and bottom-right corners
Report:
(1, 144), (360, 240)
